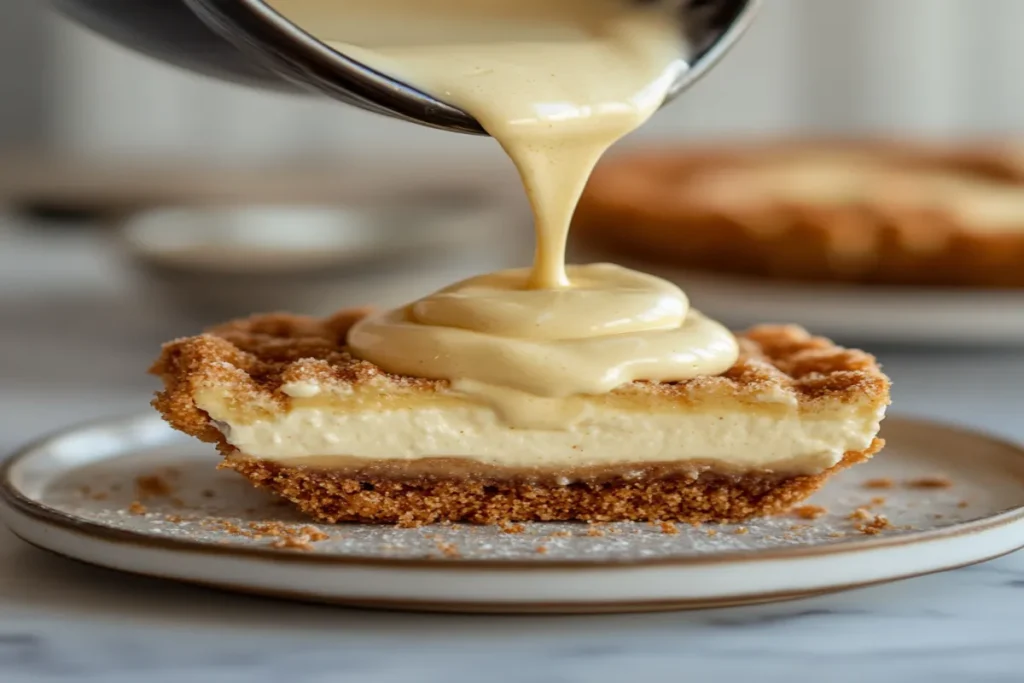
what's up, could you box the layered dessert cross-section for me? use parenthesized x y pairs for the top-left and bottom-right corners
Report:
(151, 310), (890, 526)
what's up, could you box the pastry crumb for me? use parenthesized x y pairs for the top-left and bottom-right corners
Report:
(958, 500), (970, 508)
(855, 514), (892, 535)
(436, 542), (461, 558)
(863, 478), (894, 489)
(135, 474), (173, 500)
(91, 492), (109, 501)
(870, 497), (887, 507)
(272, 535), (314, 552)
(733, 527), (749, 535)
(705, 529), (718, 537)
(500, 522), (526, 535)
(660, 521), (679, 535)
(127, 501), (147, 516)
(205, 519), (245, 536)
(906, 476), (953, 489)
(300, 525), (329, 542)
(547, 531), (572, 539)
(793, 505), (827, 520)
(535, 545), (548, 554)
(586, 527), (606, 537)
(197, 519), (330, 547)
(848, 507), (873, 521)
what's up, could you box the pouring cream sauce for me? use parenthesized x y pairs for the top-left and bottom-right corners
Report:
(268, 0), (740, 428)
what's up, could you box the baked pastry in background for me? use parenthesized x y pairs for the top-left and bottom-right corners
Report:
(573, 141), (1024, 288)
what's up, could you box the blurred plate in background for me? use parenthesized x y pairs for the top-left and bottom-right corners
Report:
(119, 193), (528, 325)
(660, 269), (1024, 347)
(572, 249), (1024, 347)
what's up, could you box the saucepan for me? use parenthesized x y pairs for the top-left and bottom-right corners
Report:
(52, 0), (760, 134)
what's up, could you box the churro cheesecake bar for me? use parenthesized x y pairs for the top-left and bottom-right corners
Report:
(147, 2), (894, 530)
(150, 306), (889, 527)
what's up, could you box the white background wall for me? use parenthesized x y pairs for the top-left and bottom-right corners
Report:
(0, 0), (50, 149)
(7, 0), (1024, 163)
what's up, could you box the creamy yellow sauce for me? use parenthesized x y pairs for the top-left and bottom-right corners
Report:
(268, 0), (740, 428)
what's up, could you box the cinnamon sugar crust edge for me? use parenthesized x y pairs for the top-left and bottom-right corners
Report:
(572, 139), (1024, 288)
(150, 309), (891, 455)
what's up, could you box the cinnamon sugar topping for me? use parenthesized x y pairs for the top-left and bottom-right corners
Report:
(151, 311), (890, 452)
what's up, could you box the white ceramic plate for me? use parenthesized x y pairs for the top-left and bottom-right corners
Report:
(571, 250), (1024, 346)
(2, 415), (1023, 613)
(120, 198), (505, 274)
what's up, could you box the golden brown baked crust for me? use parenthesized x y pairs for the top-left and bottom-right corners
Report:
(150, 310), (891, 526)
(222, 441), (883, 526)
(572, 140), (1024, 288)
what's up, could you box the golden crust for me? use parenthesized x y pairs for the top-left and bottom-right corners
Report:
(150, 310), (891, 456)
(572, 139), (1024, 288)
(222, 440), (884, 526)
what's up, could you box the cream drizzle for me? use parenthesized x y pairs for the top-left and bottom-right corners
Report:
(268, 0), (740, 428)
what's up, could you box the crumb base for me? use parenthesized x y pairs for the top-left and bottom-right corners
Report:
(223, 439), (883, 527)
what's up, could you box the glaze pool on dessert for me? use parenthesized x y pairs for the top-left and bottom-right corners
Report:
(261, 0), (740, 427)
(346, 264), (738, 429)
(150, 0), (891, 525)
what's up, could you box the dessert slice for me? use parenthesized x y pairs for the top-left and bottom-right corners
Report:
(151, 310), (890, 526)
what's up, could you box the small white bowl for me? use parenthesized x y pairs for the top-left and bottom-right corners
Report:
(119, 194), (522, 324)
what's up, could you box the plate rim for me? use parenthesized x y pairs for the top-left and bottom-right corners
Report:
(572, 247), (1024, 301)
(9, 527), (1021, 613)
(3, 413), (1024, 571)
(674, 269), (1024, 301)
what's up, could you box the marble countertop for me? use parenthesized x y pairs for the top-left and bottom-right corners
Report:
(2, 220), (1024, 682)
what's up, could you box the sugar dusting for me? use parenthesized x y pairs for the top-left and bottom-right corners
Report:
(33, 437), (1010, 563)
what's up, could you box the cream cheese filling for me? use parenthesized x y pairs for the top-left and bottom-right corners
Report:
(199, 397), (886, 475)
